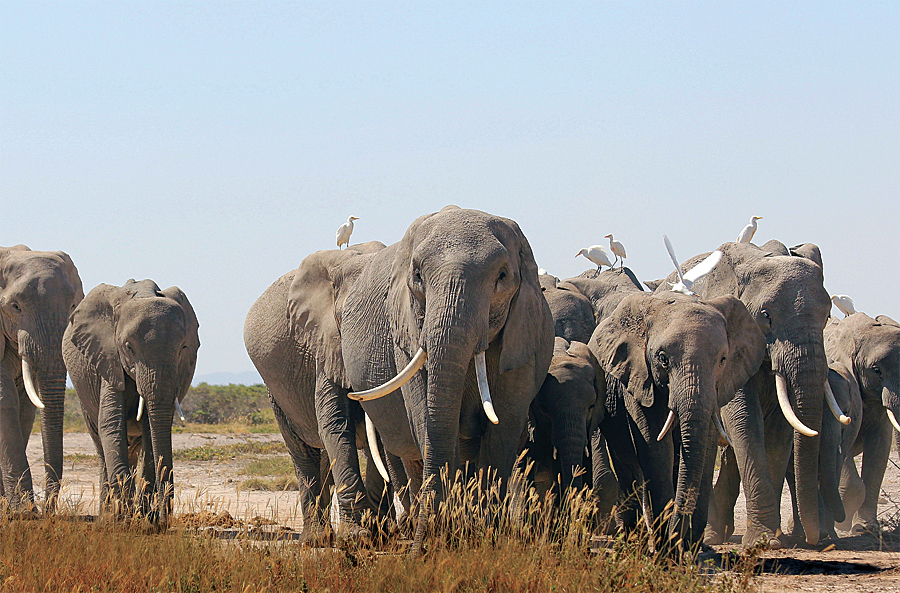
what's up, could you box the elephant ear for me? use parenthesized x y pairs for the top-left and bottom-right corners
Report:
(288, 248), (376, 388)
(823, 317), (858, 379)
(160, 286), (200, 401)
(876, 315), (900, 328)
(498, 223), (553, 378)
(567, 339), (608, 430)
(68, 284), (128, 391)
(790, 243), (823, 268)
(589, 292), (654, 407)
(706, 295), (767, 405)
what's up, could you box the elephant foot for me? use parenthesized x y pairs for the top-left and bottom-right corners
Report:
(850, 520), (881, 537)
(335, 521), (372, 545)
(741, 525), (783, 550)
(299, 523), (333, 547)
(703, 525), (727, 546)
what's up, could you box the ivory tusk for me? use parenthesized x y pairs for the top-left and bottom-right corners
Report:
(348, 348), (427, 401)
(775, 373), (818, 437)
(824, 379), (851, 425)
(887, 409), (900, 433)
(136, 396), (145, 422)
(475, 351), (499, 424)
(175, 398), (186, 422)
(657, 409), (676, 442)
(22, 358), (44, 409)
(365, 413), (390, 483)
(714, 412), (733, 447)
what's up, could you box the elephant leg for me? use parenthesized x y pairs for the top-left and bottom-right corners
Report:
(98, 382), (132, 515)
(707, 445), (740, 544)
(784, 459), (804, 539)
(591, 430), (620, 530)
(837, 455), (865, 532)
(856, 420), (892, 531)
(0, 357), (34, 509)
(314, 373), (372, 537)
(270, 395), (330, 542)
(137, 414), (155, 515)
(625, 400), (674, 540)
(599, 414), (642, 533)
(720, 382), (782, 547)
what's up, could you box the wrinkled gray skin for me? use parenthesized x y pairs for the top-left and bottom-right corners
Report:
(244, 241), (397, 542)
(663, 240), (832, 547)
(0, 246), (82, 512)
(540, 275), (596, 344)
(824, 313), (900, 533)
(340, 207), (554, 552)
(529, 338), (606, 500)
(589, 291), (766, 550)
(559, 267), (645, 323)
(63, 280), (199, 526)
(785, 360), (862, 541)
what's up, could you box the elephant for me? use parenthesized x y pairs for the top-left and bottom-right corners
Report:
(541, 278), (596, 344)
(588, 290), (766, 550)
(558, 267), (645, 324)
(659, 240), (833, 546)
(527, 337), (606, 502)
(338, 207), (554, 552)
(62, 279), (199, 526)
(822, 313), (900, 533)
(243, 240), (399, 542)
(0, 245), (83, 512)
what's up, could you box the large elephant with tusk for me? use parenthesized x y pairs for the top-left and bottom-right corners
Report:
(658, 240), (834, 547)
(0, 245), (83, 512)
(244, 240), (399, 543)
(63, 280), (199, 526)
(822, 313), (900, 534)
(340, 207), (554, 553)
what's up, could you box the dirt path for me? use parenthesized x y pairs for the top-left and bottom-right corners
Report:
(24, 433), (900, 591)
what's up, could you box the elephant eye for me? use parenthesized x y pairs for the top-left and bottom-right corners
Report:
(872, 365), (882, 376)
(10, 302), (21, 312)
(657, 351), (669, 369)
(124, 341), (134, 353)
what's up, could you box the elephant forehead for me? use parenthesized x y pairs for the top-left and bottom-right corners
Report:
(650, 307), (728, 352)
(118, 299), (185, 339)
(2, 257), (74, 298)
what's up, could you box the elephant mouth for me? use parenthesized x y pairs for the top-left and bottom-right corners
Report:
(348, 347), (499, 425)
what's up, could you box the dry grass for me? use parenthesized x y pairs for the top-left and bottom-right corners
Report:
(0, 460), (756, 592)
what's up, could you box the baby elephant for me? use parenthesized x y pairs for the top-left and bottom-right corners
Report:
(528, 337), (608, 502)
(63, 279), (199, 525)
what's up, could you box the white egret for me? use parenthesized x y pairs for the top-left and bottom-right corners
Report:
(336, 216), (359, 249)
(663, 235), (723, 296)
(576, 246), (613, 271)
(604, 234), (627, 268)
(831, 295), (856, 317)
(736, 216), (763, 243)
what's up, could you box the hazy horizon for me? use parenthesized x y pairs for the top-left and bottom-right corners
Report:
(3, 2), (897, 380)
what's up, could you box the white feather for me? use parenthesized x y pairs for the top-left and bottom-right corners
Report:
(664, 235), (722, 296)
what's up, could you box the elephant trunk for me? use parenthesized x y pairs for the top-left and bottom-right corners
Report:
(552, 414), (589, 492)
(136, 366), (176, 527)
(882, 385), (900, 434)
(771, 336), (826, 545)
(19, 324), (68, 512)
(668, 368), (715, 547)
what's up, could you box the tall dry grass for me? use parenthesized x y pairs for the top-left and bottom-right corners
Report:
(0, 464), (755, 593)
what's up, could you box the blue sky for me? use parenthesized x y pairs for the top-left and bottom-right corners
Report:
(2, 2), (897, 382)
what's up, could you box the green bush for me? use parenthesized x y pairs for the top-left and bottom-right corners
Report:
(180, 383), (269, 424)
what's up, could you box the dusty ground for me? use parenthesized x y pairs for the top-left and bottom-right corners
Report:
(25, 433), (900, 591)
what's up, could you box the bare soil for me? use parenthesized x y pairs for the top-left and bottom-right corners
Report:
(25, 433), (900, 591)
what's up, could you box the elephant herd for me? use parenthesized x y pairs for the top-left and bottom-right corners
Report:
(1, 206), (897, 559)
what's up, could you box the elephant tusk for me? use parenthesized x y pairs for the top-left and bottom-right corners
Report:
(22, 358), (45, 410)
(136, 396), (145, 422)
(775, 373), (818, 437)
(657, 409), (676, 442)
(824, 379), (851, 425)
(887, 409), (900, 433)
(348, 348), (427, 401)
(475, 351), (499, 425)
(175, 398), (186, 422)
(365, 413), (390, 483)
(713, 412), (734, 447)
